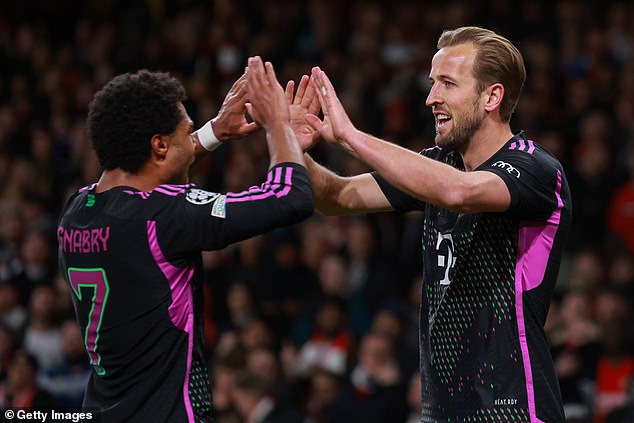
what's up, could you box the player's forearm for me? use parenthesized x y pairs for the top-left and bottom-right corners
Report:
(304, 154), (340, 214)
(343, 129), (468, 211)
(304, 154), (364, 215)
(266, 122), (306, 168)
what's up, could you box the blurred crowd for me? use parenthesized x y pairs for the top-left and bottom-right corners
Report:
(0, 0), (633, 422)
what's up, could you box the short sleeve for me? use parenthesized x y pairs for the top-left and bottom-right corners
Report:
(479, 141), (563, 221)
(369, 147), (447, 213)
(372, 171), (426, 212)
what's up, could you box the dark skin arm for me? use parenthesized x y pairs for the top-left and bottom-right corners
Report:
(192, 73), (259, 160)
(245, 56), (305, 168)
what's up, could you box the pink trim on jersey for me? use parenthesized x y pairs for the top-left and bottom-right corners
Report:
(226, 166), (294, 203)
(228, 167), (276, 198)
(514, 170), (563, 423)
(146, 220), (196, 423)
(153, 185), (188, 196)
(79, 183), (98, 192)
(123, 184), (190, 199)
(123, 190), (151, 199)
(277, 167), (293, 197)
(509, 139), (536, 154)
(183, 308), (195, 423)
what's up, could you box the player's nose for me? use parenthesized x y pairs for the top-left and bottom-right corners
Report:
(425, 84), (440, 107)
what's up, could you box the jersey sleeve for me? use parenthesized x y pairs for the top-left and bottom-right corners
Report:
(370, 148), (440, 213)
(372, 171), (426, 212)
(163, 162), (313, 253)
(479, 146), (561, 221)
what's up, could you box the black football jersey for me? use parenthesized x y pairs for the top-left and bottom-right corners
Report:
(57, 163), (312, 422)
(374, 133), (570, 423)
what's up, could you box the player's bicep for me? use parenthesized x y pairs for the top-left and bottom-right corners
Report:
(371, 172), (426, 213)
(458, 171), (511, 213)
(479, 152), (561, 220)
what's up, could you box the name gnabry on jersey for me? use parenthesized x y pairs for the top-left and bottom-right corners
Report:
(57, 226), (111, 253)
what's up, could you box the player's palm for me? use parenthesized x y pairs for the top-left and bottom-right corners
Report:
(245, 57), (293, 131)
(285, 75), (321, 152)
(314, 113), (338, 144)
(320, 99), (351, 144)
(289, 103), (320, 151)
(306, 67), (356, 150)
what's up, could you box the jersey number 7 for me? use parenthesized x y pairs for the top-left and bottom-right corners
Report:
(67, 267), (111, 376)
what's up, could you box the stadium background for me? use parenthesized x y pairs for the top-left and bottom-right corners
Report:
(0, 0), (633, 422)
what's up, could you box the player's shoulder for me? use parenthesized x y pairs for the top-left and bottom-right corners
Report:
(122, 183), (191, 200)
(486, 132), (564, 174)
(113, 183), (195, 214)
(98, 183), (194, 219)
(60, 183), (96, 215)
(120, 184), (226, 216)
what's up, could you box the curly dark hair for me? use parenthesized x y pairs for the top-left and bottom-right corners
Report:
(87, 70), (187, 174)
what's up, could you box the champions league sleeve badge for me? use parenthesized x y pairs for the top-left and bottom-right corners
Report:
(186, 188), (221, 205)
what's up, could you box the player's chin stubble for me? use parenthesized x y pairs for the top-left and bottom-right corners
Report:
(435, 103), (485, 152)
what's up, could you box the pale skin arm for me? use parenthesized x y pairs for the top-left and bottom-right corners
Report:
(285, 73), (393, 215)
(306, 67), (511, 214)
(304, 154), (393, 215)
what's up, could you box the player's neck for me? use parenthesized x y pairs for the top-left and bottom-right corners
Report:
(95, 168), (159, 193)
(461, 122), (514, 172)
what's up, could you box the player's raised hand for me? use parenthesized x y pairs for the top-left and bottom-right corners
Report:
(285, 74), (321, 152)
(305, 67), (357, 151)
(245, 56), (289, 130)
(213, 73), (259, 140)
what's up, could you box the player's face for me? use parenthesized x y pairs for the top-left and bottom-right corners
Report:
(164, 104), (196, 184)
(426, 43), (487, 152)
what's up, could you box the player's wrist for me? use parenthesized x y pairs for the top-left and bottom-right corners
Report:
(336, 126), (360, 156)
(263, 119), (290, 133)
(196, 119), (222, 151)
(339, 125), (359, 144)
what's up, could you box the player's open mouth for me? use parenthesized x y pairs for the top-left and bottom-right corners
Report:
(435, 114), (451, 130)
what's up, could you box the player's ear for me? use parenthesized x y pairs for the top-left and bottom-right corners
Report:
(150, 134), (169, 160)
(484, 83), (504, 113)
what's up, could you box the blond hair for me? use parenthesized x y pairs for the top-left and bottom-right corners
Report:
(437, 26), (526, 122)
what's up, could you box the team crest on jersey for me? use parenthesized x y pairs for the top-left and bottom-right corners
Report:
(211, 195), (226, 218)
(186, 189), (220, 205)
